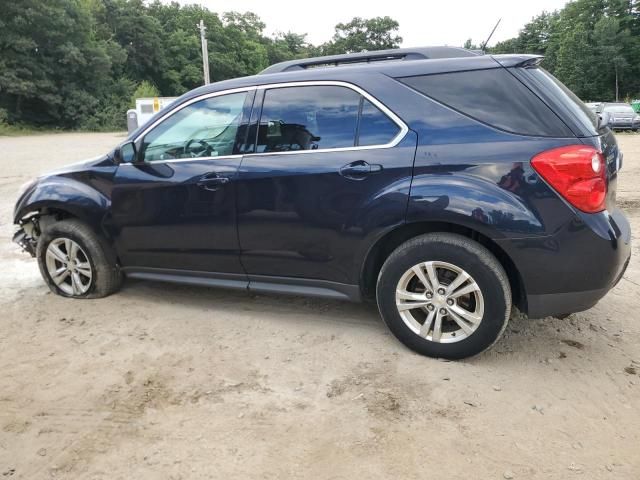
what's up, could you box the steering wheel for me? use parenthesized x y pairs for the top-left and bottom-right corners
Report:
(184, 138), (213, 158)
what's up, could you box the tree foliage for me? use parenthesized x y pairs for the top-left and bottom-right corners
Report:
(0, 1), (401, 130)
(323, 16), (402, 54)
(491, 0), (640, 101)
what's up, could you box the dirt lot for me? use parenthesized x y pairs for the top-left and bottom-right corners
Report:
(0, 132), (639, 479)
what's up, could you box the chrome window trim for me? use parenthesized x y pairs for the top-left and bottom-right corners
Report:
(128, 80), (408, 165)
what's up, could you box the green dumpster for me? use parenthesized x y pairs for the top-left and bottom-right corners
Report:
(632, 100), (640, 113)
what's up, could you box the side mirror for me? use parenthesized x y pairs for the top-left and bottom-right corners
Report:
(598, 111), (610, 129)
(114, 141), (137, 164)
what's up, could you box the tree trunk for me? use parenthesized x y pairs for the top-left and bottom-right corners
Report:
(615, 65), (619, 102)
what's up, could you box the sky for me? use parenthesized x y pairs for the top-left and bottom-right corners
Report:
(177, 0), (570, 48)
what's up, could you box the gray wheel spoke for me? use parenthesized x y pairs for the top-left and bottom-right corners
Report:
(411, 265), (432, 291)
(447, 308), (475, 335)
(449, 281), (480, 299)
(445, 270), (469, 295)
(432, 310), (443, 342)
(396, 289), (427, 301)
(76, 262), (92, 277)
(52, 268), (69, 285)
(397, 301), (431, 312)
(449, 304), (482, 324)
(420, 309), (436, 338)
(47, 244), (67, 263)
(424, 262), (440, 291)
(71, 272), (82, 295)
(68, 241), (79, 262)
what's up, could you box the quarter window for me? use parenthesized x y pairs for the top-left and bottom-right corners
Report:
(141, 92), (247, 162)
(400, 69), (573, 137)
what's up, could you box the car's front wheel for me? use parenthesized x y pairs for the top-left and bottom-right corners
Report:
(36, 219), (122, 298)
(376, 233), (511, 359)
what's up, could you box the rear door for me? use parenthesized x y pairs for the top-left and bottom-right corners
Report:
(235, 82), (416, 285)
(111, 89), (254, 274)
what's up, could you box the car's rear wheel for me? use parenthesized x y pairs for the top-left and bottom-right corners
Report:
(37, 219), (122, 298)
(376, 233), (511, 359)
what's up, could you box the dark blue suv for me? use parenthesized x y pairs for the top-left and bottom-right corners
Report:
(13, 47), (631, 359)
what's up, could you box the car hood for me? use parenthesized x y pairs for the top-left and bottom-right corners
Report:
(41, 154), (115, 177)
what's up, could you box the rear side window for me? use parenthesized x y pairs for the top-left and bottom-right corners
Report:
(256, 85), (402, 153)
(257, 86), (360, 152)
(357, 99), (400, 146)
(400, 69), (573, 137)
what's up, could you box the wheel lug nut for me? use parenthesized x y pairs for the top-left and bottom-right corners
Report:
(438, 288), (445, 295)
(426, 292), (433, 299)
(439, 308), (446, 315)
(447, 299), (454, 306)
(427, 304), (434, 311)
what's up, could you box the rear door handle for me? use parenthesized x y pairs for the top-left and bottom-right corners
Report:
(339, 161), (383, 180)
(197, 173), (230, 191)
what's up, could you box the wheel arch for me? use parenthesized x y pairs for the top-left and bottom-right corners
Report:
(360, 221), (527, 313)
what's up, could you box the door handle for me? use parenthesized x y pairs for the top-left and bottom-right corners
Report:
(339, 160), (383, 180)
(197, 173), (230, 191)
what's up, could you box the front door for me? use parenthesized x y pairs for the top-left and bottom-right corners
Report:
(236, 83), (416, 285)
(111, 89), (254, 274)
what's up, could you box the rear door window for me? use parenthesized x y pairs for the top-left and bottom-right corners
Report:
(357, 99), (401, 146)
(255, 85), (403, 153)
(257, 85), (360, 152)
(400, 68), (573, 137)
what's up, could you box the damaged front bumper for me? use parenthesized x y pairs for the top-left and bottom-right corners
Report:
(13, 215), (39, 257)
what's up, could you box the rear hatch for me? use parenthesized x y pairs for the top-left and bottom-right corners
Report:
(509, 64), (621, 210)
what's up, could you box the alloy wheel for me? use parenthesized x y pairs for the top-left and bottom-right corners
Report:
(45, 238), (93, 296)
(395, 261), (484, 343)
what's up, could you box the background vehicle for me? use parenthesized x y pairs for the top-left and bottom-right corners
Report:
(585, 101), (601, 113)
(13, 47), (631, 359)
(597, 102), (640, 131)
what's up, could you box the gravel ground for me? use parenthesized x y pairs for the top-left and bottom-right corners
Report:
(0, 132), (639, 479)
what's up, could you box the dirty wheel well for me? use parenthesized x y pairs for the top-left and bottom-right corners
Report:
(360, 222), (526, 312)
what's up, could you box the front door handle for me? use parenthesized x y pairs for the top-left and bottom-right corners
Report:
(197, 173), (230, 191)
(339, 160), (382, 180)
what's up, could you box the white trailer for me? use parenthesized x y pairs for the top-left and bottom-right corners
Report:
(127, 97), (178, 133)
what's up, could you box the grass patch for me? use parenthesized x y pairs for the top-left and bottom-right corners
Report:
(0, 122), (61, 137)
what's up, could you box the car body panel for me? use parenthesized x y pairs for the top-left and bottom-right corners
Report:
(236, 132), (418, 284)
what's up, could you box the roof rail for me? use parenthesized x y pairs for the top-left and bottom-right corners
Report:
(259, 46), (481, 75)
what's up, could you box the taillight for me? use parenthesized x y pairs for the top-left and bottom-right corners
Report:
(531, 145), (607, 213)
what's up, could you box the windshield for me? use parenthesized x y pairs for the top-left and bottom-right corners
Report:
(604, 105), (634, 114)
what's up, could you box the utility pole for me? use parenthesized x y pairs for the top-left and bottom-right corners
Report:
(198, 19), (210, 85)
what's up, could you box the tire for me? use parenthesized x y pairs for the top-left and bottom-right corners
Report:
(36, 218), (122, 299)
(376, 233), (511, 360)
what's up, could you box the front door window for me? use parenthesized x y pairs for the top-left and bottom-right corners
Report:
(140, 92), (248, 162)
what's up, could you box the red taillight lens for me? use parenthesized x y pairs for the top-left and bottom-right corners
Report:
(531, 145), (607, 213)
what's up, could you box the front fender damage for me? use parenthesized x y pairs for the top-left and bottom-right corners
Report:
(13, 213), (40, 257)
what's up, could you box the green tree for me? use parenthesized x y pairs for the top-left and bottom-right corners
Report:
(323, 16), (402, 54)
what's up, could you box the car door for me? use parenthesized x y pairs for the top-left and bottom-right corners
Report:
(235, 82), (417, 286)
(110, 89), (254, 275)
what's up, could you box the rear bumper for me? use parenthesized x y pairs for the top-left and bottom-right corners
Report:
(526, 255), (630, 318)
(497, 207), (632, 319)
(610, 122), (639, 130)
